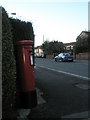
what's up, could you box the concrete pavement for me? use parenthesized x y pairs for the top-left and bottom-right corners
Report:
(17, 87), (46, 119)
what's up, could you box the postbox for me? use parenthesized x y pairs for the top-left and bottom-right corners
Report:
(15, 40), (37, 108)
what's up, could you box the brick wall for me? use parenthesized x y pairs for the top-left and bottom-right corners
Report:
(46, 54), (54, 59)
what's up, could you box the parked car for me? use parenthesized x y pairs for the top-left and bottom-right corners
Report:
(55, 53), (73, 62)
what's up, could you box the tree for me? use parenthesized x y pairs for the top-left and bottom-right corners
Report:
(41, 40), (49, 54)
(42, 40), (64, 55)
(75, 31), (89, 54)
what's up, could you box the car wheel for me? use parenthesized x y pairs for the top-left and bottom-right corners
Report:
(55, 58), (57, 62)
(60, 58), (63, 62)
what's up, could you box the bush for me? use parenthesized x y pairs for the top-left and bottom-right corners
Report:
(2, 7), (16, 118)
(9, 18), (34, 43)
(42, 40), (64, 55)
(10, 18), (35, 65)
(75, 31), (89, 54)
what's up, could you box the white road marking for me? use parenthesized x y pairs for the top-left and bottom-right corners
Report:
(61, 111), (90, 118)
(36, 65), (90, 80)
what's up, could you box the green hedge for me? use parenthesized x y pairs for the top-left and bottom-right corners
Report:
(2, 7), (16, 118)
(9, 18), (34, 43)
(2, 7), (35, 118)
(10, 18), (35, 66)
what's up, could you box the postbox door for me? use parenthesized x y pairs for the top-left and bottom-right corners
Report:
(21, 46), (35, 92)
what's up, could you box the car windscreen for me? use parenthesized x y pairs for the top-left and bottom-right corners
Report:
(65, 53), (70, 56)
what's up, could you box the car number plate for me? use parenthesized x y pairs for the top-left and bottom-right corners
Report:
(68, 58), (72, 60)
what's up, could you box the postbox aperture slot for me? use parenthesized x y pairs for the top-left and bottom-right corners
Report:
(28, 52), (33, 66)
(30, 55), (33, 65)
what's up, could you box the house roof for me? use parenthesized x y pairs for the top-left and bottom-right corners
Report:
(35, 45), (42, 49)
(76, 31), (90, 40)
(64, 42), (76, 47)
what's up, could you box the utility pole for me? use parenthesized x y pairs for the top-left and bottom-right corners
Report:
(88, 1), (90, 31)
(43, 35), (44, 43)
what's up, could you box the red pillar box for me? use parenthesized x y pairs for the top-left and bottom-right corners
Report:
(15, 40), (37, 108)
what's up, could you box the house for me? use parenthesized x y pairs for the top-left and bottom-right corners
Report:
(64, 42), (76, 54)
(75, 31), (90, 60)
(35, 46), (44, 57)
(64, 31), (90, 52)
(76, 31), (89, 41)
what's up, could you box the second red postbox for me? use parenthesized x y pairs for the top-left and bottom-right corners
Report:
(15, 40), (37, 108)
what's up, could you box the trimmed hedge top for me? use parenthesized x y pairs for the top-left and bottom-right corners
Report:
(10, 18), (35, 43)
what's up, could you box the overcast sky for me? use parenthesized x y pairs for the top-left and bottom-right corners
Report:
(1, 0), (89, 46)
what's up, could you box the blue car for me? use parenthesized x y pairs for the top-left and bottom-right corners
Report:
(55, 53), (73, 62)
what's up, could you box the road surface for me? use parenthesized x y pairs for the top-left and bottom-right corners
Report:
(28, 58), (90, 119)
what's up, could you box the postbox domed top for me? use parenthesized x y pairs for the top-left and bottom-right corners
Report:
(15, 40), (34, 46)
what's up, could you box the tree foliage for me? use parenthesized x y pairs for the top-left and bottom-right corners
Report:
(42, 40), (64, 54)
(2, 7), (16, 117)
(75, 32), (90, 54)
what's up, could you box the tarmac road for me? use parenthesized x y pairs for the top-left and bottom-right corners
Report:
(35, 58), (89, 79)
(28, 58), (90, 119)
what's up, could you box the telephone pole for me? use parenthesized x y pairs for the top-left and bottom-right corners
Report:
(43, 35), (44, 43)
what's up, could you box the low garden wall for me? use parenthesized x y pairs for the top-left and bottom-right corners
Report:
(74, 52), (89, 60)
